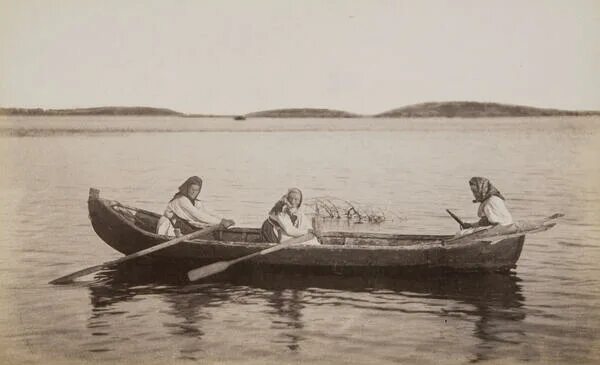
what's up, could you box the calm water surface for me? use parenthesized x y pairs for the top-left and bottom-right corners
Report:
(0, 116), (599, 364)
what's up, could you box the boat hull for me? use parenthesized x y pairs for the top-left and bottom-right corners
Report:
(88, 190), (525, 273)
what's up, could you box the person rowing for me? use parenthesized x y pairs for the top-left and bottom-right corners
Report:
(462, 176), (513, 229)
(156, 176), (235, 236)
(260, 188), (320, 245)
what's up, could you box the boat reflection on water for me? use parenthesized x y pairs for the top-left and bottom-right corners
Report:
(87, 260), (526, 360)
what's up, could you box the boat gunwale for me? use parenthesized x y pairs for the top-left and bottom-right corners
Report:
(94, 196), (459, 249)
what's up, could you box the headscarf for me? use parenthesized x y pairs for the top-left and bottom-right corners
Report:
(269, 188), (303, 226)
(469, 177), (505, 203)
(171, 176), (203, 204)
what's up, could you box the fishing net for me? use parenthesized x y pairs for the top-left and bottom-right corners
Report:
(303, 196), (404, 224)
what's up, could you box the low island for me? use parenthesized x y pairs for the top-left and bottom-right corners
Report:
(0, 106), (184, 117)
(375, 101), (599, 118)
(245, 108), (359, 118)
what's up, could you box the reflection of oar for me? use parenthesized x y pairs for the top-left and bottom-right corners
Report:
(50, 223), (229, 285)
(446, 209), (466, 229)
(188, 232), (316, 282)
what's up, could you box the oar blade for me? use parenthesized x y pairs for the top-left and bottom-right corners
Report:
(187, 261), (231, 282)
(49, 223), (228, 286)
(48, 264), (107, 285)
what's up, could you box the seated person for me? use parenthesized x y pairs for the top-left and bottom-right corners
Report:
(156, 176), (234, 236)
(261, 188), (319, 245)
(462, 176), (513, 229)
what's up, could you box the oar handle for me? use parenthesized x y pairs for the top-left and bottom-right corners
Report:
(446, 209), (466, 229)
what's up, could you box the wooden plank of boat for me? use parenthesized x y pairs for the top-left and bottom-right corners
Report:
(187, 232), (317, 281)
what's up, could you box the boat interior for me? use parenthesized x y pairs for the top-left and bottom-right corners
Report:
(107, 201), (451, 247)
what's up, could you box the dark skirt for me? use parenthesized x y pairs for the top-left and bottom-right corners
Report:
(261, 219), (281, 243)
(172, 217), (201, 235)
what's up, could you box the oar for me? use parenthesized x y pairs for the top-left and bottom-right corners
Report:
(446, 209), (467, 229)
(444, 213), (564, 245)
(472, 222), (557, 244)
(187, 232), (316, 282)
(50, 223), (230, 285)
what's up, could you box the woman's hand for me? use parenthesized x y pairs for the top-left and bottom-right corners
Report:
(220, 218), (235, 228)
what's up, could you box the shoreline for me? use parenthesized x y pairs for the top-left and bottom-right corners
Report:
(1, 116), (598, 138)
(2, 114), (599, 119)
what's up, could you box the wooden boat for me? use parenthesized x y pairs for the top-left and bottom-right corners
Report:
(87, 188), (526, 273)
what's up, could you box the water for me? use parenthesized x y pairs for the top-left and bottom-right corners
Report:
(0, 116), (599, 364)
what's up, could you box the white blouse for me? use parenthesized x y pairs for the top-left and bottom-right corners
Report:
(269, 209), (319, 245)
(478, 195), (513, 225)
(156, 196), (222, 236)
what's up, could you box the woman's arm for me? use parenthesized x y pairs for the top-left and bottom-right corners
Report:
(271, 213), (307, 237)
(482, 197), (513, 225)
(179, 198), (223, 225)
(463, 217), (493, 229)
(464, 196), (512, 229)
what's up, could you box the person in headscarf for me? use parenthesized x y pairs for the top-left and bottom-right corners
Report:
(156, 176), (235, 236)
(261, 188), (319, 244)
(463, 177), (513, 228)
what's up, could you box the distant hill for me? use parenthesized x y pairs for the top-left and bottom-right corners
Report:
(2, 102), (598, 118)
(376, 101), (600, 118)
(0, 106), (183, 116)
(245, 108), (360, 118)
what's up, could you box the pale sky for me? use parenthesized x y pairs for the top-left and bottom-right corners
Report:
(0, 0), (598, 115)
